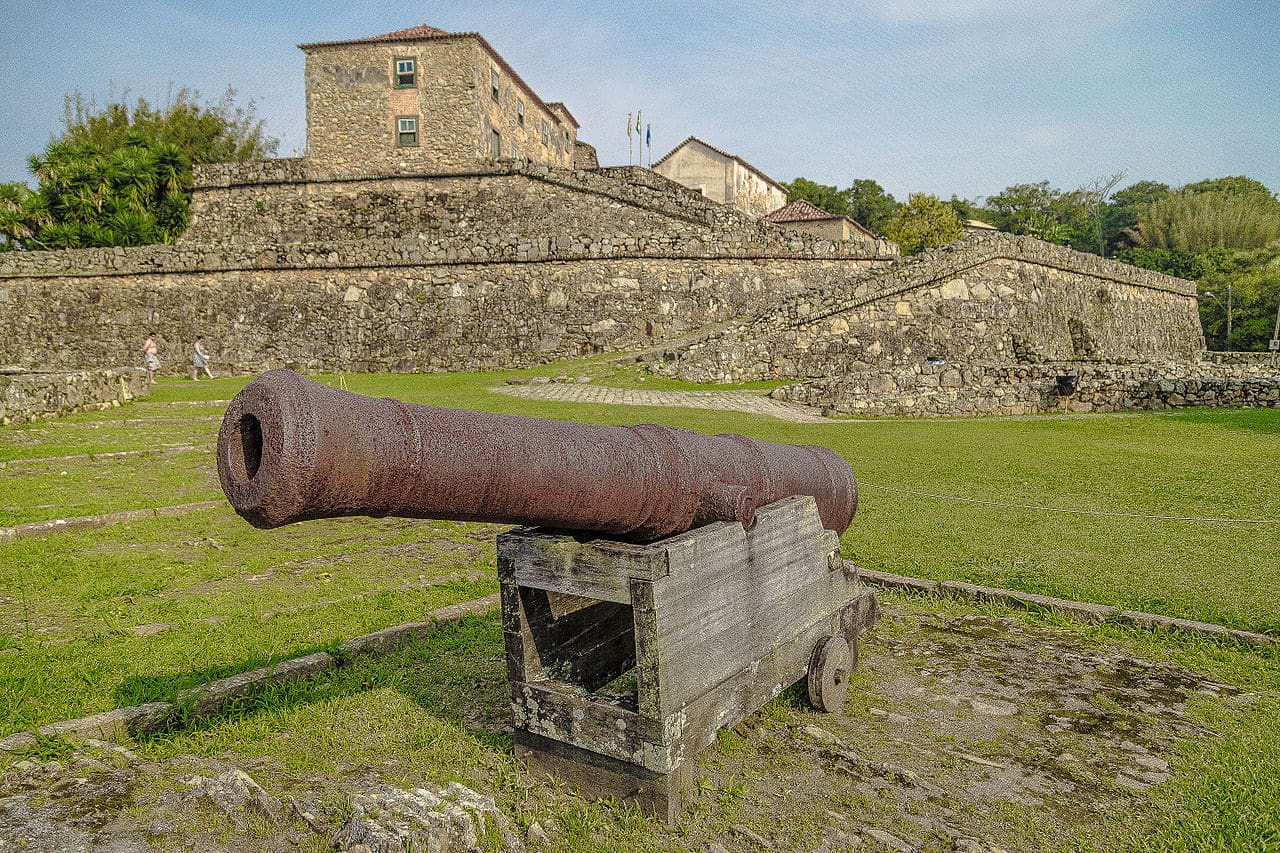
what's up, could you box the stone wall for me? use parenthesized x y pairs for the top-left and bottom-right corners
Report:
(573, 140), (600, 170)
(1200, 351), (1280, 367)
(771, 361), (1279, 418)
(0, 368), (150, 426)
(0, 162), (900, 375)
(660, 234), (1203, 383)
(0, 257), (882, 375)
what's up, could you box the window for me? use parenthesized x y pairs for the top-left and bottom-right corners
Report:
(396, 116), (419, 147)
(491, 69), (499, 102)
(490, 129), (502, 159)
(393, 57), (416, 88)
(511, 143), (521, 160)
(517, 99), (525, 126)
(540, 119), (549, 145)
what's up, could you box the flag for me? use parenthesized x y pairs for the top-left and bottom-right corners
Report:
(626, 113), (632, 138)
(645, 124), (650, 147)
(636, 111), (642, 134)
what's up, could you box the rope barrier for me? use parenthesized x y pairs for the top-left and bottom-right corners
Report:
(860, 483), (1279, 525)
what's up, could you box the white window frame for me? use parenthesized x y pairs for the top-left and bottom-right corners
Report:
(396, 116), (419, 147)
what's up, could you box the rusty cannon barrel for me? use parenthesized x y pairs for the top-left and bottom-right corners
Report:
(216, 369), (857, 542)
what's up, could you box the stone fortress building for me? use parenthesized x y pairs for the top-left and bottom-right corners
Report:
(0, 23), (1275, 417)
(299, 24), (583, 174)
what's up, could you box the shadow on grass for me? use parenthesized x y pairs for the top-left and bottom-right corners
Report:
(113, 635), (351, 708)
(128, 615), (514, 750)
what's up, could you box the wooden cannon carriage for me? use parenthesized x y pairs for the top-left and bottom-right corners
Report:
(499, 495), (879, 821)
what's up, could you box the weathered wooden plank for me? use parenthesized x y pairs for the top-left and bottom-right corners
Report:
(660, 612), (846, 760)
(629, 579), (664, 721)
(652, 496), (828, 610)
(510, 681), (670, 770)
(515, 730), (696, 825)
(498, 527), (669, 603)
(646, 497), (845, 714)
(655, 571), (855, 713)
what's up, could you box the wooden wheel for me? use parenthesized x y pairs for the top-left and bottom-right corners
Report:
(808, 636), (853, 713)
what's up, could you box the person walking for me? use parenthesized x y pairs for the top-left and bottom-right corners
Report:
(141, 333), (160, 385)
(191, 336), (214, 380)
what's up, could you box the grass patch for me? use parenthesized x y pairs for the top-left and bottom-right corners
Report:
(2, 361), (1278, 850)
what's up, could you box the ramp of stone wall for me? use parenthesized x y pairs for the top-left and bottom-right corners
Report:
(659, 234), (1204, 383)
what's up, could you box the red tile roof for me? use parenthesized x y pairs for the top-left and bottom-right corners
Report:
(298, 26), (580, 129)
(763, 199), (880, 239)
(763, 199), (838, 223)
(652, 136), (787, 195)
(298, 24), (450, 49)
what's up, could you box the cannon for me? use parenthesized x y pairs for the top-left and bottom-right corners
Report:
(216, 370), (879, 820)
(217, 369), (857, 541)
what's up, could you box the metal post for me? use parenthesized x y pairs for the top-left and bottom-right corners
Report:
(1227, 283), (1233, 341)
(1271, 291), (1280, 367)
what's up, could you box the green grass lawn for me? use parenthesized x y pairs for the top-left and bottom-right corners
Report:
(1, 364), (1277, 850)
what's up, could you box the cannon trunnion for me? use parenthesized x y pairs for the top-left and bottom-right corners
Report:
(500, 495), (879, 822)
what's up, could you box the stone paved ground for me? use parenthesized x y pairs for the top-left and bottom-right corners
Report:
(494, 382), (830, 422)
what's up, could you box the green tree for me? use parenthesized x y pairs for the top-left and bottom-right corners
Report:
(882, 193), (964, 255)
(60, 87), (276, 167)
(1182, 175), (1279, 201)
(781, 178), (851, 217)
(1128, 189), (1280, 252)
(1196, 243), (1280, 351)
(984, 181), (1088, 245)
(1101, 180), (1171, 254)
(846, 179), (899, 234)
(1, 88), (276, 250)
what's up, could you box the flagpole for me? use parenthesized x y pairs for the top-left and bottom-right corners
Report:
(627, 112), (633, 166)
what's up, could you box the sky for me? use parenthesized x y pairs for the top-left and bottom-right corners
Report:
(2, 0), (1278, 202)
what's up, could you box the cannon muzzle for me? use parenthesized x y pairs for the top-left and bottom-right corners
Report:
(217, 369), (857, 541)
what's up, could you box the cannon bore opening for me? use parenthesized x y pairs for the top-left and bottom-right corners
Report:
(229, 413), (264, 482)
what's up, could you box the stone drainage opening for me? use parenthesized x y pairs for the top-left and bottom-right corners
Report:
(518, 587), (638, 710)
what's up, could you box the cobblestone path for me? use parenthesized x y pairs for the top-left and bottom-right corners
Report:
(492, 383), (829, 423)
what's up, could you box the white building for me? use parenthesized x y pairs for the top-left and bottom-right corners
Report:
(652, 136), (787, 218)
